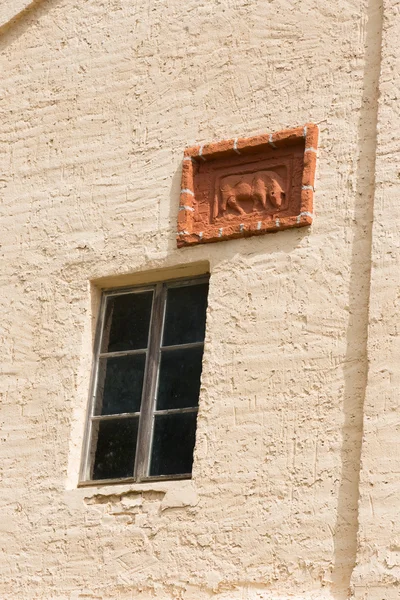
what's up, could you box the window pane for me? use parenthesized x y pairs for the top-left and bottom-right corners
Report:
(92, 418), (138, 480)
(150, 412), (197, 476)
(163, 283), (208, 346)
(156, 346), (203, 410)
(102, 291), (153, 353)
(96, 354), (146, 415)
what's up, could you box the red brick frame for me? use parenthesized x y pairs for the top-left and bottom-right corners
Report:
(177, 123), (318, 247)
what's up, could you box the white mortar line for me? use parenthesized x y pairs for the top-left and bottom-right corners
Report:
(296, 212), (314, 223)
(269, 134), (277, 148)
(198, 145), (206, 161)
(233, 138), (241, 154)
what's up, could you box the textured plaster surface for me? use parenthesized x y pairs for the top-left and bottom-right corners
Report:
(0, 0), (40, 29)
(351, 0), (400, 598)
(0, 0), (384, 598)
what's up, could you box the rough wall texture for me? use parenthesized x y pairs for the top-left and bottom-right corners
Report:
(351, 1), (400, 598)
(0, 0), (36, 29)
(0, 0), (386, 598)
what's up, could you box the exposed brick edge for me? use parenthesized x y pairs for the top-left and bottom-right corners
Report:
(177, 123), (318, 248)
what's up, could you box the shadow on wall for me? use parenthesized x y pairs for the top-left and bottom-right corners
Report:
(331, 0), (383, 597)
(0, 0), (56, 41)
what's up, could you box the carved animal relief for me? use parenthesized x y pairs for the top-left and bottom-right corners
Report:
(177, 124), (318, 247)
(215, 170), (287, 218)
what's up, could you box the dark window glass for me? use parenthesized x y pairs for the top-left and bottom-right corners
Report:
(102, 291), (153, 353)
(156, 346), (203, 410)
(92, 418), (139, 480)
(163, 283), (208, 346)
(150, 412), (197, 476)
(96, 354), (146, 415)
(85, 277), (209, 484)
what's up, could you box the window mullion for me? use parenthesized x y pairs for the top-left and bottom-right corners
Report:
(135, 283), (166, 480)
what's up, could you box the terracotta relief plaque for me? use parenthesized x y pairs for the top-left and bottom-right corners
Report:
(177, 124), (318, 247)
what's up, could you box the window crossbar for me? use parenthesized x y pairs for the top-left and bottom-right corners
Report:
(79, 275), (209, 485)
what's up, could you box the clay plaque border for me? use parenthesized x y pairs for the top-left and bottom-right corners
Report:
(177, 123), (318, 247)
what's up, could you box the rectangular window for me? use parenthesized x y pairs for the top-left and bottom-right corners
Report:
(80, 276), (209, 484)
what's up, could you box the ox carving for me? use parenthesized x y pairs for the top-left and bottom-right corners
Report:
(177, 123), (318, 246)
(214, 170), (287, 219)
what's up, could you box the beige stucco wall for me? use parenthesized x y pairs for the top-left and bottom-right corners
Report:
(0, 0), (392, 598)
(0, 0), (36, 29)
(351, 1), (400, 599)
